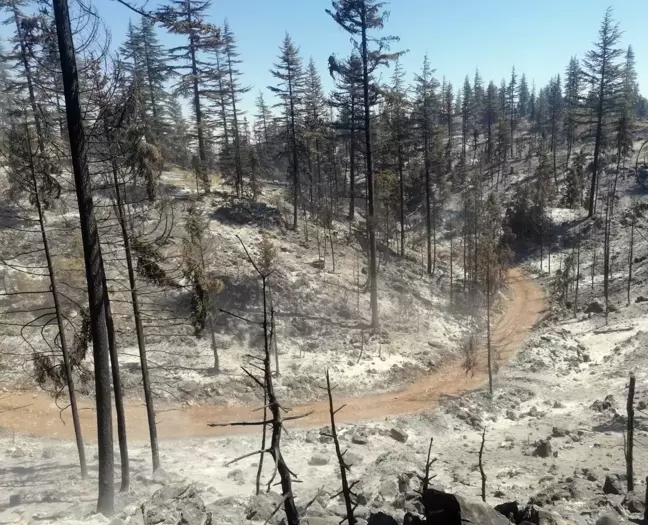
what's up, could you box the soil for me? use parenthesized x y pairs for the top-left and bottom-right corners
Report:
(0, 268), (545, 441)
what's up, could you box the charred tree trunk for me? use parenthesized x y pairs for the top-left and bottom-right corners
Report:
(102, 273), (129, 492)
(28, 138), (87, 479)
(326, 371), (357, 525)
(627, 373), (636, 492)
(628, 218), (634, 305)
(52, 0), (114, 512)
(110, 152), (160, 472)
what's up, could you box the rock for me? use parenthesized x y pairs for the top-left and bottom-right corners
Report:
(397, 473), (411, 494)
(552, 427), (570, 438)
(319, 427), (333, 444)
(352, 432), (369, 445)
(227, 469), (245, 485)
(591, 395), (616, 412)
(245, 492), (283, 522)
(519, 504), (564, 525)
(309, 453), (330, 466)
(505, 410), (518, 421)
(635, 296), (648, 303)
(553, 401), (565, 409)
(528, 406), (539, 417)
(421, 488), (509, 525)
(11, 447), (25, 458)
(142, 484), (210, 525)
(303, 518), (339, 525)
(603, 474), (623, 494)
(9, 494), (21, 507)
(494, 501), (519, 521)
(379, 479), (398, 501)
(311, 259), (326, 270)
(585, 300), (605, 314)
(177, 380), (200, 395)
(345, 452), (363, 467)
(389, 428), (409, 443)
(622, 491), (645, 513)
(42, 446), (56, 460)
(602, 474), (623, 495)
(596, 513), (619, 525)
(533, 439), (552, 458)
(367, 512), (399, 525)
(109, 519), (126, 525)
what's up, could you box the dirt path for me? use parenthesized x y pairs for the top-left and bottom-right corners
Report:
(0, 268), (545, 442)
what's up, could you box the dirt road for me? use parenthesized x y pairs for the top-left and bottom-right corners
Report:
(0, 268), (545, 442)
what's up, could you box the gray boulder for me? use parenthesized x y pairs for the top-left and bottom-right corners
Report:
(421, 488), (509, 525)
(368, 512), (399, 525)
(596, 513), (619, 525)
(622, 491), (644, 513)
(389, 428), (409, 443)
(140, 484), (210, 525)
(245, 492), (283, 522)
(602, 474), (623, 495)
(585, 300), (605, 314)
(533, 439), (552, 458)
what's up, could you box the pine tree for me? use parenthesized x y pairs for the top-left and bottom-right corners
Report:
(303, 57), (327, 219)
(254, 90), (275, 178)
(581, 7), (624, 217)
(461, 75), (472, 162)
(330, 53), (363, 220)
(518, 73), (530, 118)
(156, 0), (220, 193)
(484, 81), (499, 164)
(327, 0), (402, 330)
(563, 57), (581, 170)
(386, 58), (410, 256)
(507, 66), (517, 157)
(413, 54), (440, 275)
(221, 19), (250, 198)
(269, 33), (305, 230)
(138, 16), (170, 144)
(547, 75), (564, 184)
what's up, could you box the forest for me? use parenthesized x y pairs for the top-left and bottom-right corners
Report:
(0, 0), (647, 524)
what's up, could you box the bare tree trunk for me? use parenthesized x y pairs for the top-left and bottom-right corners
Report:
(628, 218), (634, 305)
(326, 371), (357, 525)
(52, 0), (114, 512)
(360, 10), (379, 330)
(627, 373), (636, 492)
(479, 428), (487, 502)
(109, 127), (160, 472)
(262, 276), (298, 524)
(102, 273), (129, 492)
(255, 388), (267, 495)
(487, 263), (493, 395)
(28, 139), (87, 478)
(574, 228), (581, 317)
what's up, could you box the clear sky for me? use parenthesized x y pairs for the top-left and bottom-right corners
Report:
(99, 0), (647, 116)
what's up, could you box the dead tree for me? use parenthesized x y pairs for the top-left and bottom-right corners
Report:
(209, 236), (308, 525)
(627, 372), (635, 492)
(52, 0), (114, 513)
(325, 371), (358, 525)
(628, 214), (635, 305)
(14, 125), (88, 479)
(574, 227), (581, 317)
(479, 428), (487, 502)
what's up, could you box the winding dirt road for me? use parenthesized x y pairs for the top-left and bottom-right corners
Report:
(0, 268), (545, 442)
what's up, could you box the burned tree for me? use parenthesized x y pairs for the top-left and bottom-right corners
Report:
(209, 236), (309, 525)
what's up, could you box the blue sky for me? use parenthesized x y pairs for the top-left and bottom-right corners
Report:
(91, 0), (648, 116)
